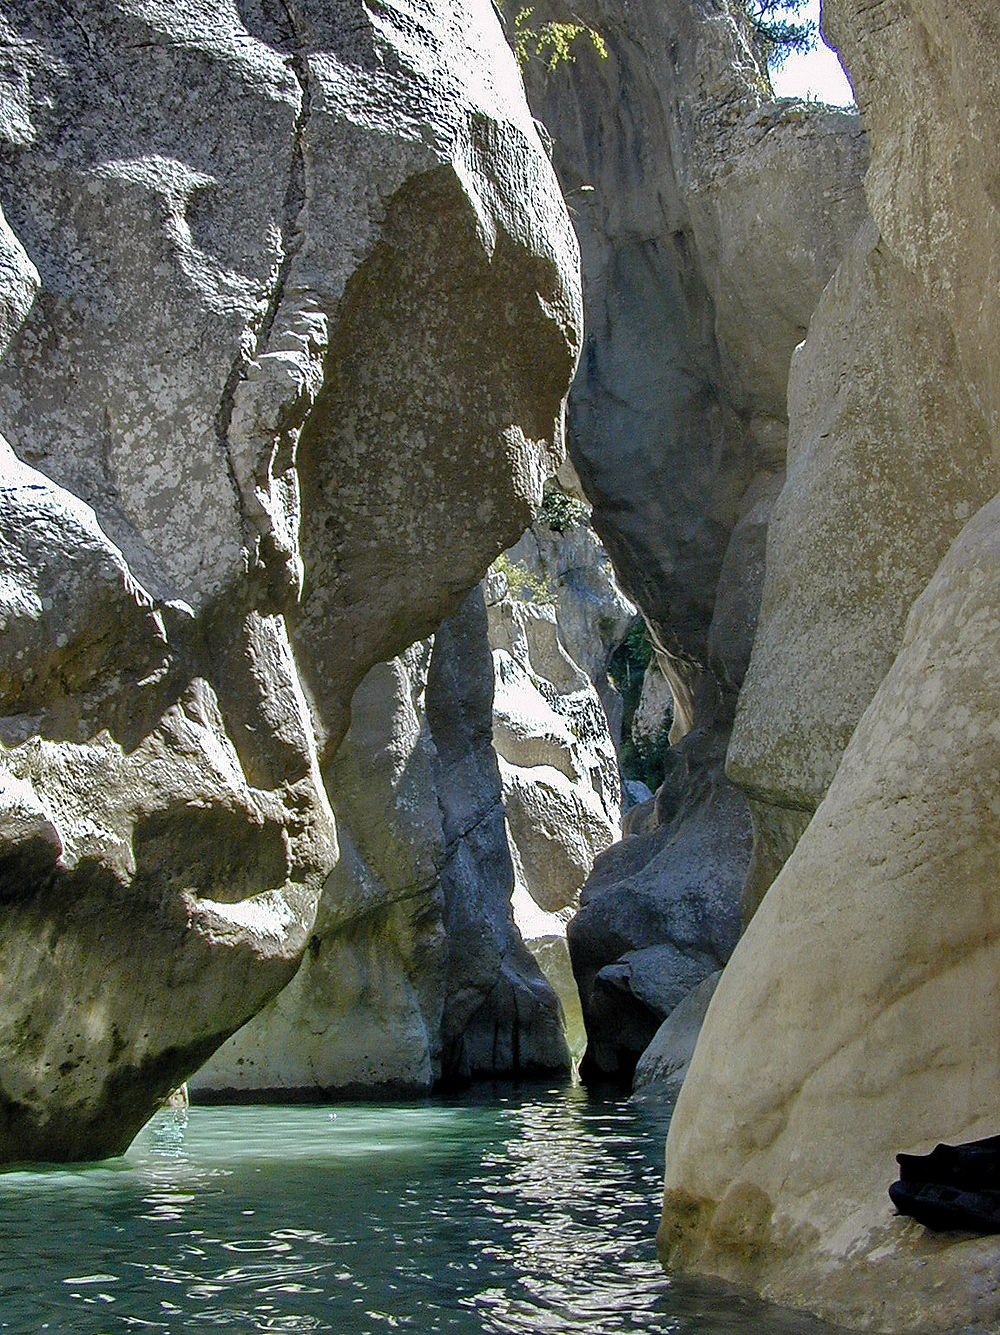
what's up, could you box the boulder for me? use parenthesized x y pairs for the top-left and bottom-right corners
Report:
(0, 0), (580, 1159)
(569, 721), (748, 1084)
(632, 972), (720, 1099)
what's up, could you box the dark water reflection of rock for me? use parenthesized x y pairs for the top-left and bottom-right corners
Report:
(0, 1085), (845, 1334)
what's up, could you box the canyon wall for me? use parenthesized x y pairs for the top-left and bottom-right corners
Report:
(0, 0), (581, 1160)
(523, 0), (868, 1080)
(659, 2), (1000, 1330)
(194, 585), (573, 1097)
(194, 516), (629, 1096)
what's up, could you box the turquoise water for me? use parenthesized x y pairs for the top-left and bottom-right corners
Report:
(0, 1085), (841, 1334)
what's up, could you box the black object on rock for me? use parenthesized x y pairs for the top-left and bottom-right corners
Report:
(889, 1134), (1000, 1232)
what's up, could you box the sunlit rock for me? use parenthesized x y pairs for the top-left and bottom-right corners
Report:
(0, 0), (580, 1159)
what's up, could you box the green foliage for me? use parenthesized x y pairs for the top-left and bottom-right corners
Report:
(539, 487), (591, 533)
(607, 620), (673, 792)
(491, 552), (557, 604)
(497, 3), (608, 73)
(743, 0), (817, 66)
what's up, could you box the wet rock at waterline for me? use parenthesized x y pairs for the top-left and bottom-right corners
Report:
(193, 587), (571, 1098)
(0, 0), (580, 1159)
(631, 972), (720, 1100)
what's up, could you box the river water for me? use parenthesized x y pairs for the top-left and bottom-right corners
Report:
(0, 1084), (842, 1334)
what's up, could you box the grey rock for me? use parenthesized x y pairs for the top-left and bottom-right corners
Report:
(0, 0), (580, 1159)
(429, 588), (571, 1081)
(659, 2), (1000, 1329)
(519, 0), (866, 1087)
(631, 971), (721, 1097)
(505, 515), (636, 738)
(569, 723), (749, 1083)
(194, 587), (571, 1097)
(728, 223), (997, 905)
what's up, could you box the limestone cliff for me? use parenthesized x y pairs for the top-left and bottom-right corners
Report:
(193, 587), (571, 1097)
(659, 3), (1000, 1330)
(521, 0), (868, 1080)
(0, 0), (580, 1160)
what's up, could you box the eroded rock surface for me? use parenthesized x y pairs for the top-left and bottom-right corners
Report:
(0, 0), (580, 1158)
(486, 561), (623, 1058)
(661, 2), (1000, 1329)
(195, 587), (570, 1096)
(520, 0), (867, 1083)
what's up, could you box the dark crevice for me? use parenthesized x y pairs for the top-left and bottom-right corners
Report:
(213, 11), (314, 565)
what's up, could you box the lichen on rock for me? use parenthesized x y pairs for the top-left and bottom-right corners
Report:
(0, 0), (581, 1160)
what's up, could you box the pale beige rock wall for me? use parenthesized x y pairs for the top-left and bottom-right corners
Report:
(661, 493), (1000, 1332)
(661, 2), (1000, 1328)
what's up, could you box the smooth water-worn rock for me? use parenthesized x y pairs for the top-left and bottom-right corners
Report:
(489, 579), (621, 918)
(192, 587), (571, 1097)
(631, 972), (720, 1099)
(570, 722), (749, 1084)
(661, 494), (1000, 1332)
(728, 221), (997, 903)
(661, 3), (1000, 1329)
(523, 0), (868, 713)
(0, 0), (580, 1159)
(486, 567), (621, 1047)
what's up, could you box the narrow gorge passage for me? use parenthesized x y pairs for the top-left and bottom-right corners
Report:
(2, 0), (999, 1333)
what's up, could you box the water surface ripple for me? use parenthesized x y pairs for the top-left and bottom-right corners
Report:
(0, 1086), (843, 1333)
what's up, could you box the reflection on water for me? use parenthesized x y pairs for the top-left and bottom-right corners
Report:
(0, 1087), (843, 1334)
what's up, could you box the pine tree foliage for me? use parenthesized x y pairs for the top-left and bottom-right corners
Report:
(743, 0), (816, 65)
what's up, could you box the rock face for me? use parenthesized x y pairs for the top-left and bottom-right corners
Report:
(662, 497), (1000, 1332)
(0, 0), (580, 1159)
(523, 0), (868, 721)
(727, 220), (997, 915)
(487, 561), (623, 1058)
(521, 0), (868, 1082)
(194, 587), (570, 1097)
(504, 511), (636, 741)
(631, 971), (720, 1100)
(659, 2), (1000, 1329)
(569, 720), (750, 1082)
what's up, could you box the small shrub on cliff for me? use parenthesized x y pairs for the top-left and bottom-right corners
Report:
(491, 552), (557, 604)
(497, 3), (608, 72)
(539, 487), (591, 533)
